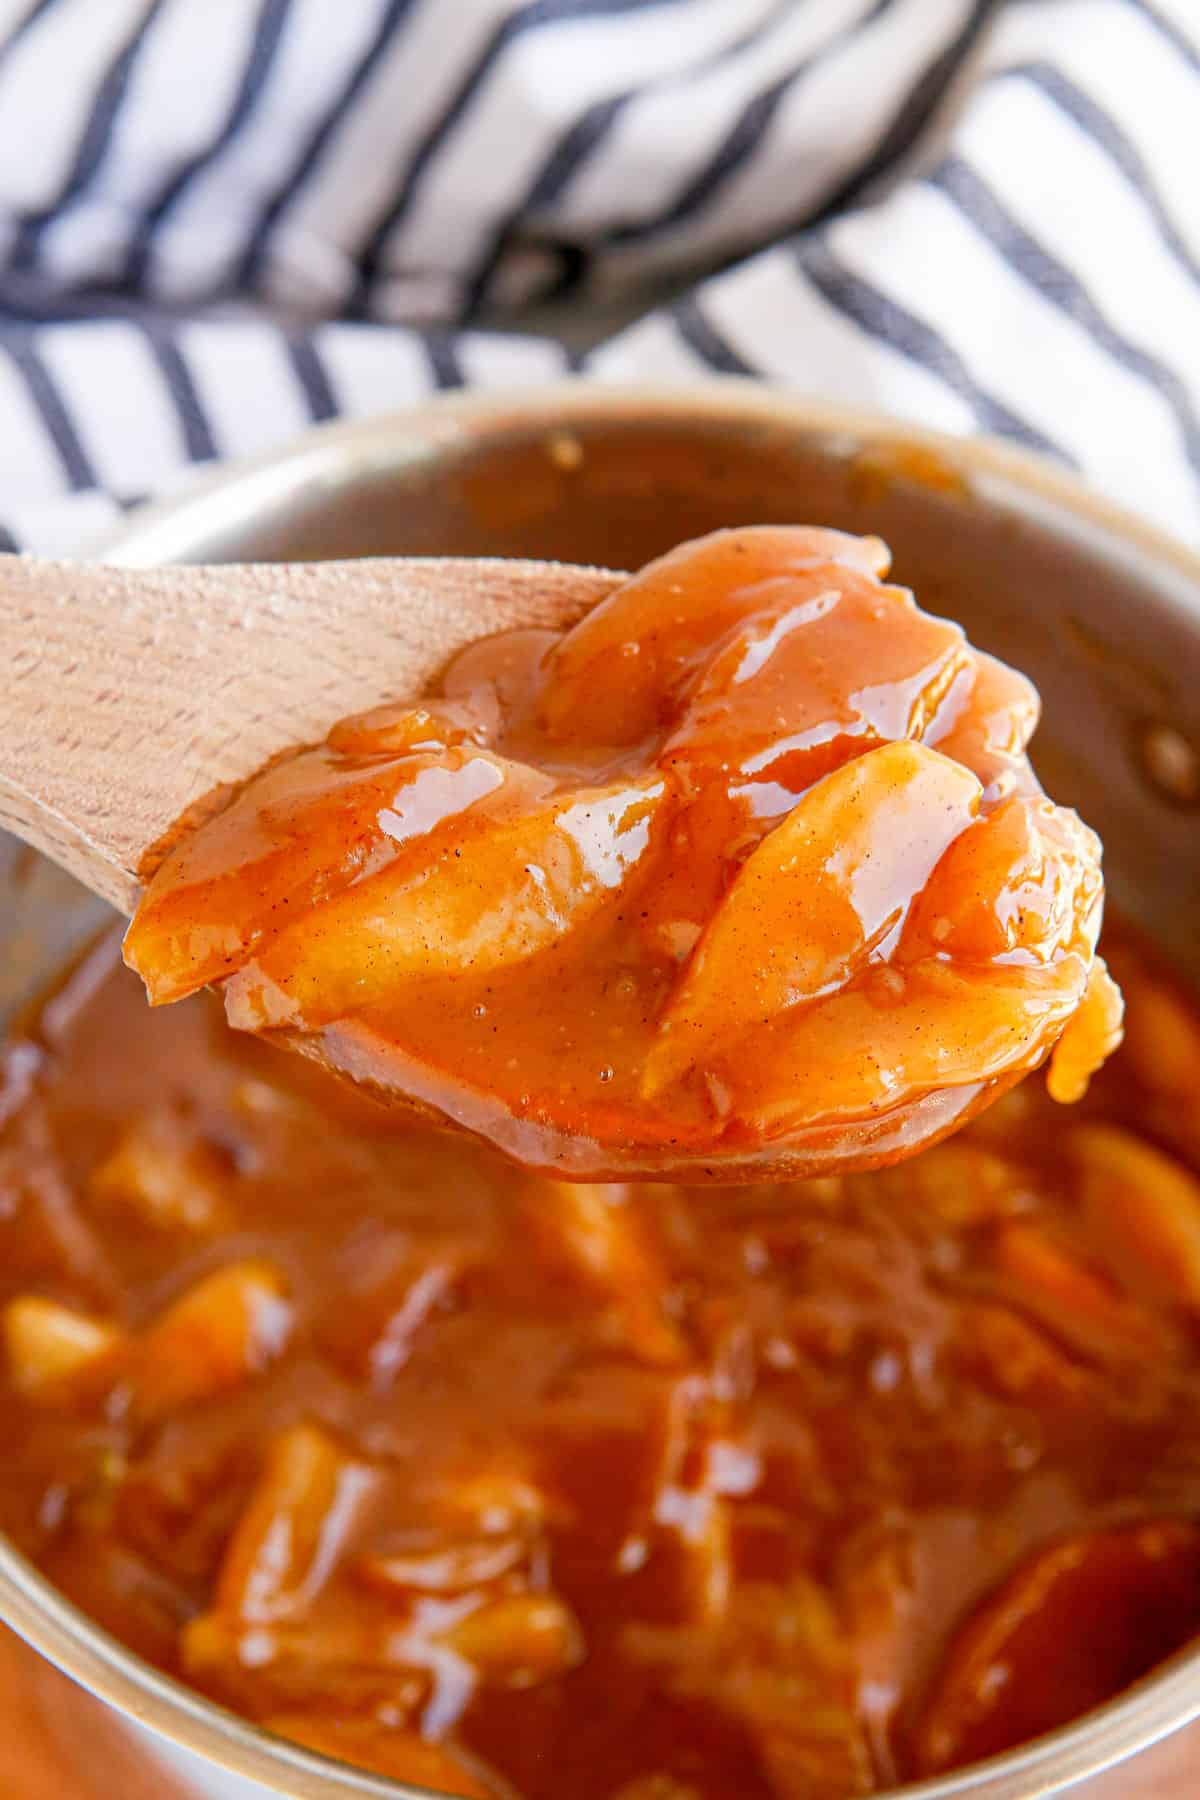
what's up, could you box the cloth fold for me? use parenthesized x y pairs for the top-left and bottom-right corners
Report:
(0, 0), (1194, 554)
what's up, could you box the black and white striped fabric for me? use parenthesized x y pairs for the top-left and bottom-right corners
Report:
(0, 0), (1195, 554)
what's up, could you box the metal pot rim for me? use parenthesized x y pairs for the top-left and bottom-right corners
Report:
(92, 378), (1200, 587)
(4, 377), (1200, 1800)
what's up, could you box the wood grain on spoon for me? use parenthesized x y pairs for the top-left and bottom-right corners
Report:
(0, 555), (621, 912)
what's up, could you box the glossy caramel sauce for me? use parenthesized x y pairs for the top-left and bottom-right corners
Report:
(1, 925), (1198, 1798)
(124, 529), (1120, 1178)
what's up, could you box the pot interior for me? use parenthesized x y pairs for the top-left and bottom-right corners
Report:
(1, 393), (1199, 1800)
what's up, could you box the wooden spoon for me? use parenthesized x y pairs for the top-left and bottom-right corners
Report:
(0, 554), (621, 913)
(0, 552), (1051, 1180)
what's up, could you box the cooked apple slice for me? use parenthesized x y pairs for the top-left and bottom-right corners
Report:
(915, 1521), (1200, 1773)
(89, 1113), (231, 1233)
(903, 795), (1116, 1105)
(1045, 959), (1124, 1103)
(660, 571), (971, 807)
(518, 1179), (685, 1367)
(926, 650), (1040, 797)
(644, 743), (982, 1095)
(326, 698), (494, 756)
(901, 794), (1103, 967)
(438, 1591), (583, 1684)
(988, 1220), (1158, 1361)
(729, 956), (1091, 1136)
(541, 526), (890, 744)
(213, 1421), (377, 1623)
(224, 775), (667, 1032)
(134, 1259), (292, 1417)
(1072, 1122), (1200, 1312)
(356, 1536), (529, 1599)
(2, 1296), (122, 1400)
(1116, 944), (1200, 1104)
(623, 1578), (872, 1800)
(127, 744), (545, 1004)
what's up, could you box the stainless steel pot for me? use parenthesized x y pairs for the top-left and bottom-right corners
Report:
(2, 382), (1199, 1800)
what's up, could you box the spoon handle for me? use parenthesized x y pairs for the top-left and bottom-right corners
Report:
(0, 554), (619, 911)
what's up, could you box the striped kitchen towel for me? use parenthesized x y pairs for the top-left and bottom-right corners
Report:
(0, 0), (1194, 554)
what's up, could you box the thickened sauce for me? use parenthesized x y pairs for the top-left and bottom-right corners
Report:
(2, 926), (1199, 1798)
(124, 528), (1121, 1179)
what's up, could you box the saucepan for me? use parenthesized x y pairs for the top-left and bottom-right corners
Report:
(2, 382), (1199, 1800)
